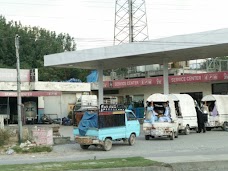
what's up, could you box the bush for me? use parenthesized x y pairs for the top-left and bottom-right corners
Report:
(0, 129), (10, 146)
(12, 145), (52, 153)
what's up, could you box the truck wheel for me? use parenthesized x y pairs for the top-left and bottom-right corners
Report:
(145, 135), (150, 140)
(184, 125), (190, 135)
(103, 138), (112, 151)
(170, 132), (174, 140)
(80, 145), (90, 150)
(129, 134), (136, 145)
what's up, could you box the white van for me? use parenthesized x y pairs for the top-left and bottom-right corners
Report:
(143, 93), (179, 140)
(169, 94), (198, 135)
(201, 95), (228, 131)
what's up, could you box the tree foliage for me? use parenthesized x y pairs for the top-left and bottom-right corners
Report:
(0, 15), (90, 82)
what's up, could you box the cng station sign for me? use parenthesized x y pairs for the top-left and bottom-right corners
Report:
(104, 71), (228, 88)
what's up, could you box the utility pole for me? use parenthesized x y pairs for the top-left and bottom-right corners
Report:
(15, 34), (22, 143)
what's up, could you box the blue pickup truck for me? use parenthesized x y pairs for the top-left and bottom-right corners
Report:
(73, 104), (140, 151)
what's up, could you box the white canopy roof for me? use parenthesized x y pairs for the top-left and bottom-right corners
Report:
(44, 28), (228, 70)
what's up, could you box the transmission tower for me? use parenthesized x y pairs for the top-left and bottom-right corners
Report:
(114, 0), (149, 45)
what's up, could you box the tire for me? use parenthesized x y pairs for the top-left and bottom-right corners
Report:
(195, 127), (198, 133)
(145, 135), (150, 140)
(222, 122), (228, 131)
(103, 138), (112, 151)
(80, 145), (90, 150)
(175, 129), (179, 138)
(170, 131), (174, 140)
(184, 125), (190, 135)
(206, 127), (212, 131)
(128, 133), (136, 145)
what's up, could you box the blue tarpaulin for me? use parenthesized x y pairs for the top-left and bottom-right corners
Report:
(78, 111), (98, 136)
(87, 70), (98, 82)
(66, 78), (82, 82)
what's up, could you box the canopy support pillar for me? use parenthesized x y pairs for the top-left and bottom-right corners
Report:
(163, 58), (169, 95)
(98, 66), (104, 107)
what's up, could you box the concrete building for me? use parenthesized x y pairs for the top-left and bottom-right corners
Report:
(0, 68), (91, 124)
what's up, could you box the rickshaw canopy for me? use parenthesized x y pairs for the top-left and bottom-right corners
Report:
(201, 95), (228, 115)
(147, 93), (168, 102)
(170, 94), (197, 117)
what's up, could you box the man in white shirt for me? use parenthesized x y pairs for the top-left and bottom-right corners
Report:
(159, 102), (171, 122)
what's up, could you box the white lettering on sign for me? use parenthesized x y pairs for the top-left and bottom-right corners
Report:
(186, 76), (201, 81)
(4, 92), (16, 96)
(47, 92), (58, 96)
(171, 77), (186, 83)
(114, 81), (126, 87)
(224, 73), (228, 80)
(127, 80), (139, 86)
(141, 79), (152, 85)
(21, 92), (33, 96)
(156, 79), (162, 85)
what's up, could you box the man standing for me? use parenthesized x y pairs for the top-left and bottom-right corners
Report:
(196, 106), (206, 133)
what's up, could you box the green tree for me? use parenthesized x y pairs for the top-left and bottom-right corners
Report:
(0, 15), (90, 82)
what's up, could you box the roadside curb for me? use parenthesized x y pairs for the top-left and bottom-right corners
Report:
(76, 166), (172, 171)
(171, 160), (228, 171)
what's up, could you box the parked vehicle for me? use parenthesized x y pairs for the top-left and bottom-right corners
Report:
(201, 95), (228, 131)
(73, 95), (98, 126)
(24, 101), (37, 124)
(143, 93), (179, 140)
(169, 94), (198, 135)
(73, 104), (140, 151)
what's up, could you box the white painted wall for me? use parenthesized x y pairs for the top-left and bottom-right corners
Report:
(44, 96), (61, 117)
(0, 82), (31, 90)
(118, 82), (211, 105)
(44, 93), (76, 119)
(34, 82), (91, 92)
(0, 81), (91, 92)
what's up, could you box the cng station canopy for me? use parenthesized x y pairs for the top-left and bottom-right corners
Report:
(44, 28), (228, 69)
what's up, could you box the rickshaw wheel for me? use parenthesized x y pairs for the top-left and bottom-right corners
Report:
(175, 130), (178, 138)
(170, 131), (174, 140)
(222, 122), (228, 131)
(184, 125), (190, 135)
(206, 127), (212, 131)
(145, 135), (150, 140)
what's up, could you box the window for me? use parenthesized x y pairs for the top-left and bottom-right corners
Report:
(126, 111), (137, 120)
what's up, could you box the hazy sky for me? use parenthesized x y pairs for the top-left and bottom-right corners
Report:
(1, 0), (228, 50)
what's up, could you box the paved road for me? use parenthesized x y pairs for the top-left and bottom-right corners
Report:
(0, 125), (228, 165)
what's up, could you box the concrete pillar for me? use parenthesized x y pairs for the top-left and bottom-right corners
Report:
(163, 58), (169, 95)
(98, 66), (104, 107)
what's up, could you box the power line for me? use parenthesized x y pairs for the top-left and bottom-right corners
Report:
(0, 1), (61, 6)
